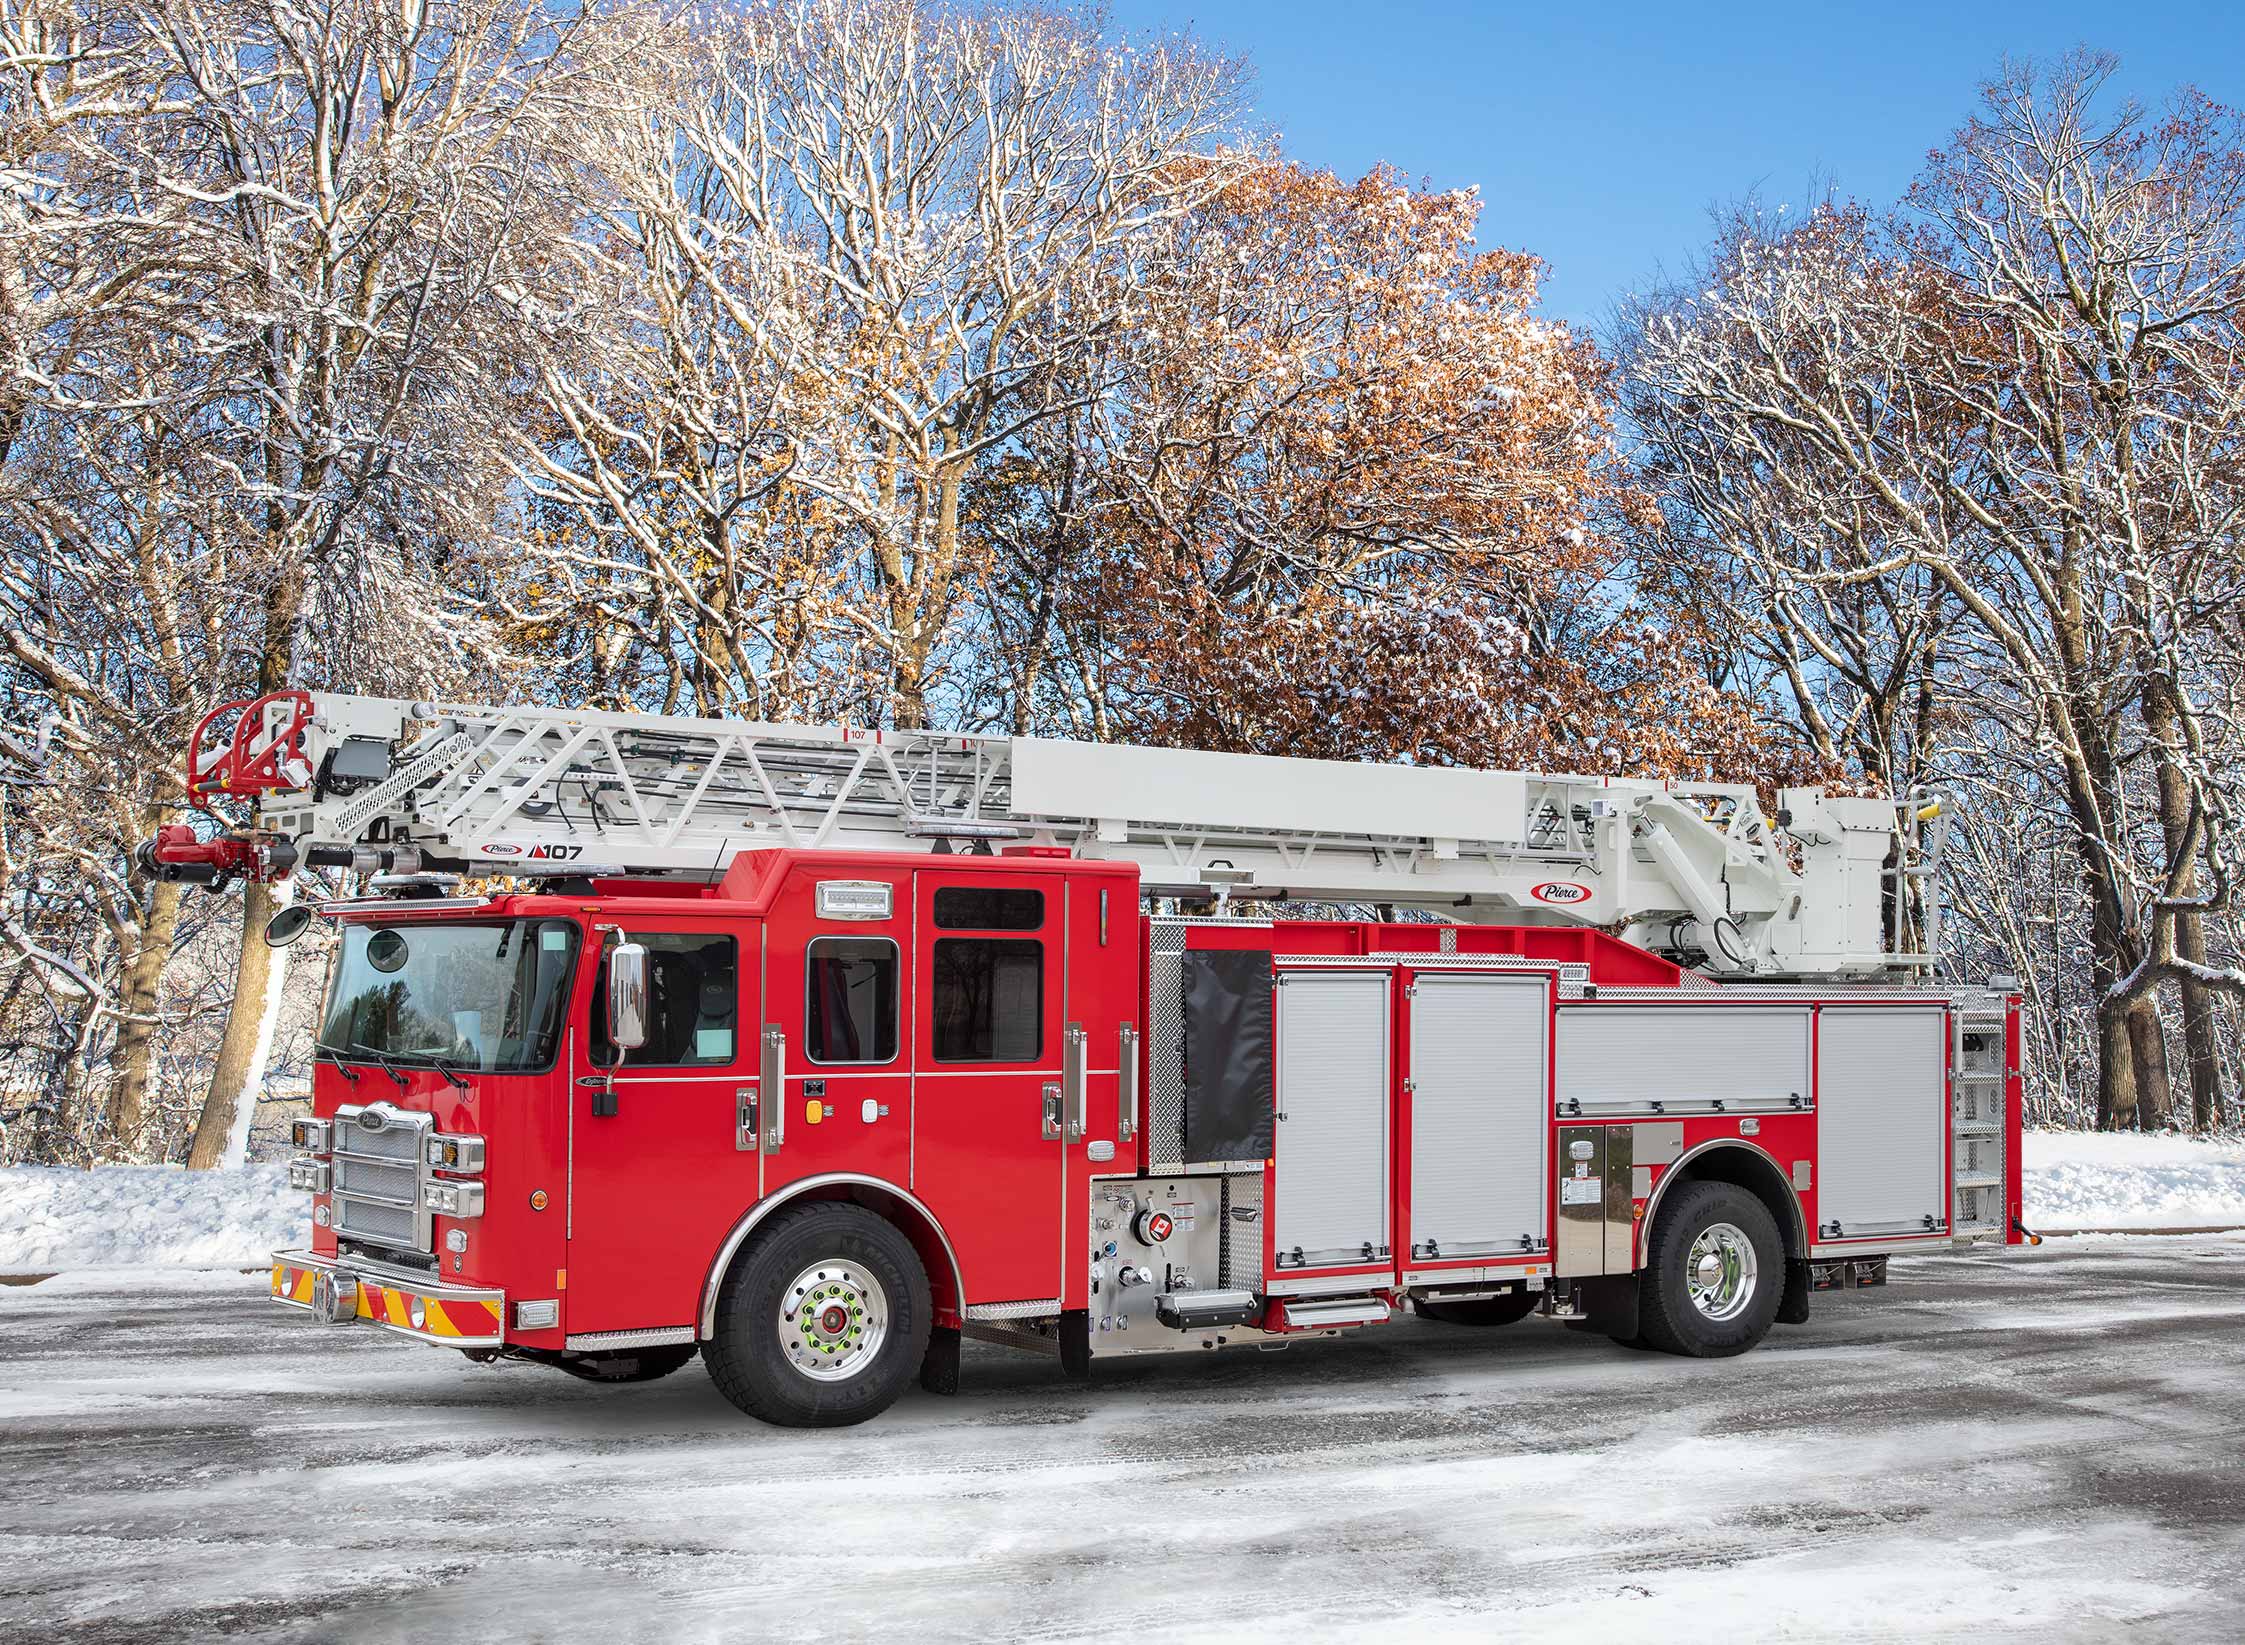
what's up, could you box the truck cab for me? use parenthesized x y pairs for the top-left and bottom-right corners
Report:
(280, 846), (1142, 1413)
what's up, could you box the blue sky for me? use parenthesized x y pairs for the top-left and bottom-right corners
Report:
(1107, 1), (2245, 330)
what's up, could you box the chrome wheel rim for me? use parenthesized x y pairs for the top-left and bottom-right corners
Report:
(779, 1260), (889, 1382)
(1686, 1222), (1758, 1322)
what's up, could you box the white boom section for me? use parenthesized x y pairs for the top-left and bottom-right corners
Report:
(247, 694), (1940, 980)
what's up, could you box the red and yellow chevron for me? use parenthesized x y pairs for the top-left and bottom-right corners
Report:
(270, 1260), (504, 1342)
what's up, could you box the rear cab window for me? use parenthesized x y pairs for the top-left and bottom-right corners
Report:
(930, 887), (1046, 1063)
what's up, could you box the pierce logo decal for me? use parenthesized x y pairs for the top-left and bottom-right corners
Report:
(1529, 881), (1594, 906)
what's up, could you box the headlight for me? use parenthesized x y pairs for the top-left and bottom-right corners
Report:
(425, 1180), (485, 1219)
(291, 1118), (331, 1155)
(424, 1133), (486, 1173)
(287, 1159), (331, 1193)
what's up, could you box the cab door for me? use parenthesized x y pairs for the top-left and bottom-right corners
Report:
(909, 868), (1064, 1307)
(569, 921), (759, 1335)
(761, 868), (913, 1198)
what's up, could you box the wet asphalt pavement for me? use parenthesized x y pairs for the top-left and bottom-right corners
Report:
(2, 1235), (2242, 1643)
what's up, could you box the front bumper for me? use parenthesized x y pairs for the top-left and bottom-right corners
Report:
(271, 1249), (506, 1349)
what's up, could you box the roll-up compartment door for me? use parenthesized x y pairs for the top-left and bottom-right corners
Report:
(1556, 1006), (1809, 1114)
(1816, 1006), (1947, 1236)
(1407, 974), (1550, 1261)
(1273, 970), (1391, 1269)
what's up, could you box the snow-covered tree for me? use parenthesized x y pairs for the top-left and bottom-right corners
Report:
(1, 0), (661, 1163)
(1627, 53), (2245, 1128)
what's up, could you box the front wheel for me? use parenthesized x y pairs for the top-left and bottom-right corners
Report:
(1636, 1180), (1783, 1358)
(704, 1202), (931, 1427)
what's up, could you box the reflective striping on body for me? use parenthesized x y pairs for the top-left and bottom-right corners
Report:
(270, 1261), (502, 1339)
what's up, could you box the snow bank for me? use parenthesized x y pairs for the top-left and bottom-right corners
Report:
(0, 1164), (297, 1273)
(2023, 1130), (2245, 1230)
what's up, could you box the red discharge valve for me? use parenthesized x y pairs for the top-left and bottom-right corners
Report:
(1132, 1208), (1174, 1246)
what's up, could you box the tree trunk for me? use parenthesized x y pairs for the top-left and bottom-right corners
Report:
(2142, 673), (2228, 1130)
(2177, 915), (2227, 1130)
(189, 546), (305, 1170)
(2094, 991), (2137, 1130)
(2124, 997), (2174, 1131)
(106, 877), (185, 1154)
(186, 880), (291, 1169)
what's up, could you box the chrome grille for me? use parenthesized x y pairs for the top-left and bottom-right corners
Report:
(344, 1122), (422, 1162)
(331, 1102), (434, 1254)
(333, 1154), (415, 1201)
(335, 1196), (416, 1245)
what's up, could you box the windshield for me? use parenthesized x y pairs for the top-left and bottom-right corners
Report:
(319, 919), (581, 1074)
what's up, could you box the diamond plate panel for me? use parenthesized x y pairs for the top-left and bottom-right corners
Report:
(1220, 1171), (1265, 1291)
(1148, 921), (1187, 1170)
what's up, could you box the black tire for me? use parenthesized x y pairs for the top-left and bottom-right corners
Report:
(551, 1344), (699, 1384)
(1415, 1289), (1541, 1328)
(1637, 1179), (1783, 1358)
(704, 1202), (931, 1427)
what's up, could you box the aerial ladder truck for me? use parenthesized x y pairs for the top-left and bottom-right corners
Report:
(146, 690), (2023, 1427)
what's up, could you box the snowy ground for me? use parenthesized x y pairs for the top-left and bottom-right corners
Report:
(2022, 1131), (2245, 1230)
(4, 1130), (2242, 1275)
(0, 1163), (298, 1271)
(2, 1237), (2243, 1642)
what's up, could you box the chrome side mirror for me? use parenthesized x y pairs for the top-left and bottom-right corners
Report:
(608, 940), (649, 1051)
(263, 905), (315, 948)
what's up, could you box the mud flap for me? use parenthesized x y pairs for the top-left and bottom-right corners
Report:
(1777, 1257), (1812, 1325)
(919, 1324), (961, 1396)
(1058, 1310), (1091, 1380)
(1560, 1274), (1640, 1341)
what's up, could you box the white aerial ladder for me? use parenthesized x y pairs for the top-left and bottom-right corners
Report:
(154, 690), (1948, 982)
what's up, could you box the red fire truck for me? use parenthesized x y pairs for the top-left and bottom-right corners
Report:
(149, 692), (2024, 1427)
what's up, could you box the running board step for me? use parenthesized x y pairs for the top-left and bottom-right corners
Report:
(1274, 1296), (1392, 1330)
(1155, 1289), (1259, 1331)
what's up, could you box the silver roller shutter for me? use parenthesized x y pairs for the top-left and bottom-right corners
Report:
(1407, 974), (1549, 1259)
(1273, 970), (1391, 1267)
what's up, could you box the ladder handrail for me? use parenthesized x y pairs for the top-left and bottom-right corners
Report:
(164, 689), (1937, 983)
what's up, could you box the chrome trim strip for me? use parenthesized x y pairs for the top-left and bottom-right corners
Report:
(1554, 1099), (1814, 1119)
(1809, 1233), (1958, 1256)
(696, 1173), (967, 1340)
(566, 1326), (697, 1351)
(1636, 1139), (1811, 1268)
(966, 1298), (1062, 1321)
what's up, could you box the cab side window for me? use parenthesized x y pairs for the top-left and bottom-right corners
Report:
(591, 932), (738, 1067)
(806, 936), (899, 1064)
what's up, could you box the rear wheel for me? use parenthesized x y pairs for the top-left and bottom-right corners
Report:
(1636, 1180), (1782, 1358)
(1415, 1288), (1540, 1328)
(704, 1202), (931, 1427)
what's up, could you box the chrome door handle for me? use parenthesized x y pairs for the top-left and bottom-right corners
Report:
(1062, 1022), (1087, 1143)
(1042, 1082), (1063, 1141)
(761, 1025), (785, 1149)
(1117, 1023), (1139, 1142)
